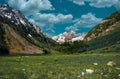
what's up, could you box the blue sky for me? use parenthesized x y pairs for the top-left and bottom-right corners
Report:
(0, 0), (120, 37)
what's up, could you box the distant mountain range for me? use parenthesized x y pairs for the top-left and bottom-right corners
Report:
(52, 31), (86, 44)
(0, 4), (56, 55)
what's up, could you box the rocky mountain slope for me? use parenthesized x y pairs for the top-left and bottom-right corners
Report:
(0, 4), (56, 55)
(52, 31), (86, 44)
(84, 11), (120, 52)
(85, 11), (120, 41)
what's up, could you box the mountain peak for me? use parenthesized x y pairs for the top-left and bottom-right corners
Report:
(0, 4), (12, 11)
(52, 31), (86, 44)
(0, 4), (56, 54)
(1, 4), (9, 7)
(0, 4), (33, 31)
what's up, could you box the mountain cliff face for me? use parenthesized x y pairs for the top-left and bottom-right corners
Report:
(0, 4), (56, 55)
(84, 11), (120, 52)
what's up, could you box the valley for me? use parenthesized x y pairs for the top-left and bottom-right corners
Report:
(0, 3), (120, 79)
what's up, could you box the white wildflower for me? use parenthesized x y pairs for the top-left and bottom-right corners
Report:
(119, 74), (120, 76)
(93, 62), (98, 65)
(81, 71), (85, 76)
(22, 69), (25, 71)
(77, 75), (81, 78)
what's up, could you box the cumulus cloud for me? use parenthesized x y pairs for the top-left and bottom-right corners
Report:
(29, 13), (73, 26)
(8, 0), (54, 15)
(29, 13), (73, 33)
(69, 0), (120, 9)
(65, 13), (102, 31)
(89, 0), (119, 8)
(70, 0), (85, 5)
(7, 0), (73, 36)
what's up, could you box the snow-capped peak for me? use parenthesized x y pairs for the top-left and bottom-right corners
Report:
(0, 4), (27, 25)
(0, 4), (43, 35)
(52, 31), (87, 44)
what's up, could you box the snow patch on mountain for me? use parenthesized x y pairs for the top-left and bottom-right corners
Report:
(0, 4), (44, 36)
(52, 31), (86, 44)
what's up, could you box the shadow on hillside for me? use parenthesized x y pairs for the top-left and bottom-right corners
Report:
(0, 46), (9, 56)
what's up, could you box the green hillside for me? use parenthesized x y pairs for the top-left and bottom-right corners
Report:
(84, 11), (120, 53)
(85, 11), (120, 41)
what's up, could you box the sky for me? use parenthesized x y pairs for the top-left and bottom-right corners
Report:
(0, 0), (120, 37)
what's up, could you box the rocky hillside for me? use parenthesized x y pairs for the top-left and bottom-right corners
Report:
(84, 11), (120, 52)
(0, 4), (56, 55)
(85, 11), (120, 41)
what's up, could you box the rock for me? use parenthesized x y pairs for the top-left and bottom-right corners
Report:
(107, 61), (116, 67)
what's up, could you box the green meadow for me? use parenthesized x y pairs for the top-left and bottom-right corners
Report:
(0, 54), (120, 79)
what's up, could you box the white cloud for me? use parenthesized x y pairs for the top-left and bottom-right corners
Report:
(8, 0), (54, 15)
(7, 0), (74, 36)
(69, 0), (120, 9)
(89, 0), (119, 8)
(65, 26), (78, 31)
(29, 13), (73, 26)
(29, 13), (73, 33)
(70, 0), (85, 5)
(65, 13), (102, 31)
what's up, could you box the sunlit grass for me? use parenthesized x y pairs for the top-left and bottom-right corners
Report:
(0, 53), (120, 79)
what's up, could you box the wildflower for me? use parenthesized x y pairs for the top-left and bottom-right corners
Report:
(107, 61), (116, 67)
(100, 72), (103, 75)
(81, 72), (85, 76)
(77, 75), (81, 78)
(93, 62), (98, 65)
(86, 69), (94, 74)
(119, 74), (120, 76)
(22, 69), (25, 71)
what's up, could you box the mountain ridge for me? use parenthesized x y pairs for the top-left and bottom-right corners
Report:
(52, 31), (86, 44)
(0, 4), (56, 55)
(84, 11), (120, 52)
(85, 11), (120, 41)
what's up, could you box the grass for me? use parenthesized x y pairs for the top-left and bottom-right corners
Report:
(0, 54), (120, 79)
